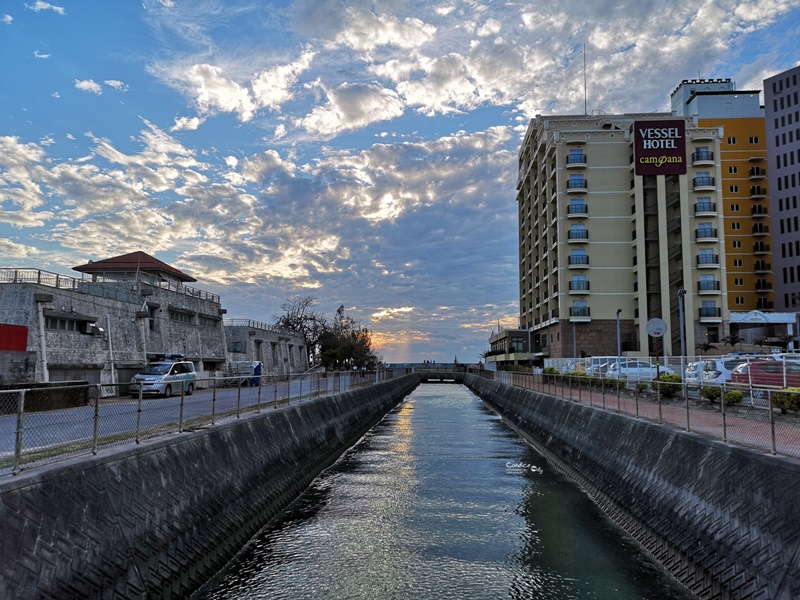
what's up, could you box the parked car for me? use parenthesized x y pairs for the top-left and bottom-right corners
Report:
(606, 360), (675, 380)
(130, 359), (196, 397)
(730, 360), (800, 388)
(696, 358), (747, 386)
(684, 361), (704, 387)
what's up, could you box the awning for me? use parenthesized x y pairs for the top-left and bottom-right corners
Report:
(729, 310), (796, 325)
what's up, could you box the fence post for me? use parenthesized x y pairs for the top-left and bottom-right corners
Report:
(135, 386), (143, 443)
(92, 384), (101, 454)
(256, 375), (262, 413)
(769, 390), (777, 454)
(179, 387), (185, 433)
(212, 377), (217, 425)
(12, 390), (26, 475)
(685, 381), (692, 432)
(236, 378), (242, 417)
(721, 387), (727, 442)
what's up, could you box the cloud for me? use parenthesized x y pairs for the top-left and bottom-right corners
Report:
(74, 79), (102, 94)
(170, 116), (206, 131)
(26, 1), (65, 15)
(3, 15), (13, 25)
(299, 82), (405, 136)
(104, 79), (129, 92)
(188, 64), (257, 121)
(0, 239), (41, 258)
(34, 50), (50, 59)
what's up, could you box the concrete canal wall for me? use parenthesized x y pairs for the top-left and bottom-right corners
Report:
(0, 374), (419, 600)
(466, 373), (800, 600)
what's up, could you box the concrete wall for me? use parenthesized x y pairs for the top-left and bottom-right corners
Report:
(0, 374), (420, 599)
(466, 373), (800, 600)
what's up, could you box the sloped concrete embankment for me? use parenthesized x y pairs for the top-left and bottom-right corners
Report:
(0, 374), (420, 599)
(465, 373), (800, 600)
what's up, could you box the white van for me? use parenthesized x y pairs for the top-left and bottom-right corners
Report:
(130, 359), (196, 397)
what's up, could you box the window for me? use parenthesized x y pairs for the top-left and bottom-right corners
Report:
(568, 149), (586, 164)
(730, 203), (740, 212)
(570, 274), (588, 291)
(731, 222), (741, 230)
(735, 297), (745, 305)
(568, 198), (587, 215)
(729, 166), (738, 174)
(727, 137), (736, 145)
(730, 185), (739, 193)
(749, 136), (759, 144)
(733, 259), (743, 267)
(734, 278), (744, 286)
(169, 310), (193, 324)
(569, 223), (588, 240)
(732, 240), (742, 248)
(568, 174), (587, 189)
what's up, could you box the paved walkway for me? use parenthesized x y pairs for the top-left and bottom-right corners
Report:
(500, 374), (800, 460)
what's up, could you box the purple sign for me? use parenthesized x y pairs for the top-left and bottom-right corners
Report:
(634, 120), (687, 176)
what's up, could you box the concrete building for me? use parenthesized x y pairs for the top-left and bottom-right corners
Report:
(224, 319), (309, 376)
(0, 252), (307, 385)
(484, 328), (535, 370)
(517, 112), (728, 359)
(671, 78), (775, 315)
(765, 65), (800, 311)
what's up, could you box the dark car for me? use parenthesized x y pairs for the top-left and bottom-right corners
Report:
(730, 360), (800, 388)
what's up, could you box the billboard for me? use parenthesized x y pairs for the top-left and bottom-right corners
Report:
(633, 120), (687, 176)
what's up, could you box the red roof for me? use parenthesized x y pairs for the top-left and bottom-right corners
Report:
(72, 251), (196, 282)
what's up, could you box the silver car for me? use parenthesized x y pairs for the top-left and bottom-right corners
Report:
(130, 360), (196, 397)
(606, 360), (675, 380)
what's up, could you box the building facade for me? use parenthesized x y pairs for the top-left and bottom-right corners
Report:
(0, 252), (307, 385)
(517, 112), (729, 359)
(765, 65), (800, 311)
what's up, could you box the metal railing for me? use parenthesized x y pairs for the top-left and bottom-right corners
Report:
(481, 366), (800, 459)
(1, 369), (408, 477)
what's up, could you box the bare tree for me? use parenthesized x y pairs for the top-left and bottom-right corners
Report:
(272, 296), (327, 365)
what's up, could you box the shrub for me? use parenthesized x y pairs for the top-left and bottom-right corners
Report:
(542, 367), (558, 375)
(723, 389), (744, 406)
(700, 386), (721, 403)
(636, 382), (648, 393)
(773, 387), (800, 413)
(652, 373), (682, 397)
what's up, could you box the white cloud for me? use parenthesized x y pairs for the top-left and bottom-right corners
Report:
(3, 15), (14, 25)
(104, 79), (129, 92)
(188, 64), (257, 121)
(26, 1), (65, 15)
(251, 49), (315, 111)
(74, 79), (102, 94)
(299, 82), (405, 136)
(51, 91), (60, 99)
(170, 116), (206, 131)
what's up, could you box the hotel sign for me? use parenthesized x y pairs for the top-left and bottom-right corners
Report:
(633, 120), (687, 176)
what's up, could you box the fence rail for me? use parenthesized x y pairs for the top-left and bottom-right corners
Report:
(481, 370), (800, 459)
(0, 369), (408, 477)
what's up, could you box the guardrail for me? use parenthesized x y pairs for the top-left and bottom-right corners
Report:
(0, 369), (408, 477)
(481, 370), (800, 459)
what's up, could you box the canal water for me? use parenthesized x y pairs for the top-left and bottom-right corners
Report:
(195, 384), (692, 599)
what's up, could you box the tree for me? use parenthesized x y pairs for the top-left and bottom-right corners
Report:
(695, 341), (716, 354)
(720, 333), (745, 351)
(272, 296), (328, 365)
(318, 305), (382, 370)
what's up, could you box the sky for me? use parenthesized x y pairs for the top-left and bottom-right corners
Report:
(1, 1), (799, 364)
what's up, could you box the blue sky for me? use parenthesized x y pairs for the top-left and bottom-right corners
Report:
(1, 0), (799, 364)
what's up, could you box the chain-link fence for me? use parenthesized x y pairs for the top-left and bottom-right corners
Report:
(1, 369), (408, 477)
(485, 369), (800, 458)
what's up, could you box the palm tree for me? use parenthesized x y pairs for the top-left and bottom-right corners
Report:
(695, 341), (716, 354)
(720, 333), (745, 352)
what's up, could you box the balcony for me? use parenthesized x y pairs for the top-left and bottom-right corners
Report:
(694, 201), (717, 216)
(751, 205), (769, 218)
(693, 176), (715, 191)
(756, 280), (773, 291)
(696, 254), (720, 268)
(691, 150), (714, 165)
(754, 261), (771, 273)
(697, 280), (721, 294)
(750, 186), (768, 199)
(569, 307), (591, 322)
(568, 280), (590, 294)
(568, 230), (589, 243)
(752, 224), (770, 236)
(757, 300), (774, 310)
(566, 153), (587, 168)
(749, 167), (767, 180)
(753, 243), (771, 254)
(567, 204), (588, 218)
(568, 255), (589, 268)
(699, 307), (722, 322)
(695, 228), (718, 242)
(566, 178), (588, 193)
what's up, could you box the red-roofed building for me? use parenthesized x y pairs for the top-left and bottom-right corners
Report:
(73, 251), (196, 283)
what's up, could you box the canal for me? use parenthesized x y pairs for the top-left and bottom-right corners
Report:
(194, 384), (693, 599)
